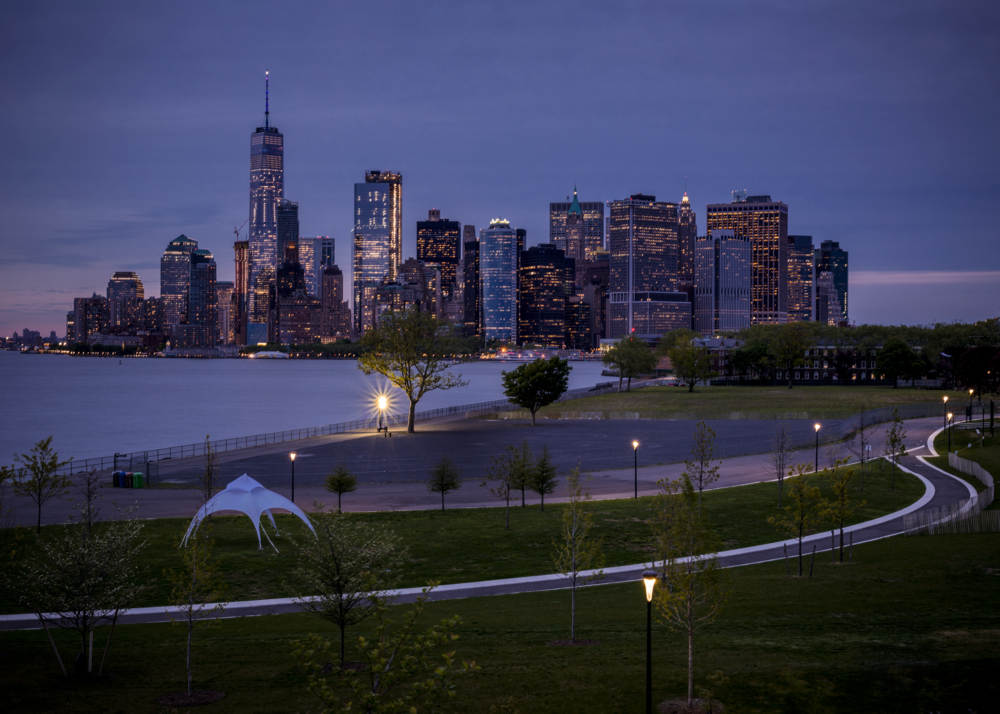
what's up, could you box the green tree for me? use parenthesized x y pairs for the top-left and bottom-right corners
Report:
(511, 440), (533, 507)
(324, 462), (358, 513)
(166, 526), (227, 696)
(650, 474), (729, 708)
(530, 446), (559, 511)
(481, 445), (522, 530)
(295, 506), (404, 666)
(659, 331), (716, 392)
(602, 335), (657, 392)
(0, 465), (22, 581)
(552, 469), (604, 642)
(770, 323), (814, 389)
(501, 357), (572, 426)
(768, 423), (793, 507)
(878, 337), (921, 387)
(820, 459), (864, 563)
(685, 422), (720, 517)
(294, 586), (478, 714)
(768, 464), (825, 576)
(12, 436), (71, 534)
(427, 453), (462, 511)
(731, 341), (775, 384)
(357, 307), (469, 433)
(883, 408), (908, 491)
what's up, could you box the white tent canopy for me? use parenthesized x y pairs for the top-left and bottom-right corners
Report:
(181, 474), (316, 551)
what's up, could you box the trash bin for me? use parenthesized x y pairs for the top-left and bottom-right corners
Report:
(133, 472), (144, 488)
(125, 472), (133, 488)
(113, 471), (121, 487)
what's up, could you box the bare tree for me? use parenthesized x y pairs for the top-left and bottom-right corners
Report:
(884, 408), (908, 491)
(13, 436), (71, 534)
(74, 468), (104, 537)
(481, 446), (522, 530)
(768, 464), (825, 576)
(530, 446), (559, 511)
(552, 469), (604, 642)
(685, 422), (720, 516)
(824, 442), (843, 469)
(820, 459), (864, 563)
(426, 453), (462, 511)
(324, 462), (358, 513)
(847, 405), (873, 494)
(197, 435), (219, 518)
(768, 423), (792, 507)
(512, 440), (533, 507)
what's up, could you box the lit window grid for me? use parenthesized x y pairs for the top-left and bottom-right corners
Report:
(479, 226), (518, 343)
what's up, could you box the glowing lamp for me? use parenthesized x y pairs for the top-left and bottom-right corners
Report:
(947, 413), (953, 421)
(290, 452), (296, 462)
(814, 423), (821, 432)
(633, 440), (639, 450)
(377, 396), (387, 411)
(642, 569), (658, 603)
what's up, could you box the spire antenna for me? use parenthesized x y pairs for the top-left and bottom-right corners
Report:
(265, 69), (270, 129)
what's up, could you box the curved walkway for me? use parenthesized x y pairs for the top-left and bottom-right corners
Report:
(0, 420), (978, 631)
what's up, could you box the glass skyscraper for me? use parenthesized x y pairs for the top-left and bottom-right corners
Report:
(353, 172), (401, 335)
(160, 234), (197, 328)
(519, 243), (573, 346)
(416, 209), (461, 296)
(693, 231), (752, 335)
(479, 219), (519, 343)
(550, 188), (604, 259)
(462, 225), (480, 337)
(814, 240), (848, 323)
(786, 235), (815, 322)
(677, 191), (697, 283)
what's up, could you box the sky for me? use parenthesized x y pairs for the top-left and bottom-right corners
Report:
(1, 0), (999, 337)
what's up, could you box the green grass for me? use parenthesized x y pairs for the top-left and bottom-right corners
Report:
(928, 425), (998, 509)
(1, 470), (923, 614)
(3, 534), (997, 713)
(542, 385), (968, 419)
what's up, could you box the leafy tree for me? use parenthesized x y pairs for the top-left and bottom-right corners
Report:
(685, 422), (720, 516)
(884, 408), (908, 491)
(831, 349), (855, 383)
(0, 466), (22, 581)
(501, 357), (572, 426)
(661, 332), (716, 392)
(427, 453), (462, 511)
(768, 464), (825, 576)
(166, 526), (227, 696)
(769, 423), (793, 507)
(481, 445), (522, 529)
(324, 462), (358, 513)
(295, 506), (404, 666)
(820, 459), (864, 563)
(848, 404), (874, 493)
(552, 468), (604, 642)
(512, 440), (533, 507)
(602, 335), (657, 392)
(770, 323), (814, 389)
(731, 341), (775, 383)
(953, 346), (1000, 397)
(357, 307), (469, 433)
(12, 436), (71, 534)
(530, 445), (559, 511)
(294, 586), (478, 714)
(650, 474), (729, 708)
(878, 337), (922, 387)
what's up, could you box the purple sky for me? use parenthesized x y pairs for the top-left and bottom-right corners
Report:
(2, 0), (998, 337)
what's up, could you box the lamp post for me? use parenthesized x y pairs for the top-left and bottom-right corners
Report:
(642, 569), (658, 714)
(633, 440), (639, 499)
(947, 413), (953, 454)
(290, 452), (297, 503)
(943, 395), (949, 430)
(377, 395), (388, 435)
(814, 423), (821, 473)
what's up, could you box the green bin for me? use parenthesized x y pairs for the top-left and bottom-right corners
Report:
(133, 472), (143, 488)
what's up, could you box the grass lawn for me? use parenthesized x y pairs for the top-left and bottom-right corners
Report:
(928, 425), (998, 510)
(542, 385), (968, 419)
(1, 470), (923, 614)
(3, 533), (997, 713)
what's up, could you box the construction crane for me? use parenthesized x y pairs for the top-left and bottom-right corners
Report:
(234, 218), (249, 242)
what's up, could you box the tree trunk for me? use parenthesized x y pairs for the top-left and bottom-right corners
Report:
(808, 545), (816, 577)
(338, 492), (342, 513)
(407, 399), (416, 433)
(99, 611), (119, 675)
(570, 580), (576, 642)
(441, 491), (445, 512)
(618, 374), (623, 392)
(340, 623), (346, 666)
(688, 380), (694, 393)
(540, 492), (545, 512)
(37, 498), (42, 534)
(891, 462), (895, 491)
(797, 533), (803, 577)
(505, 493), (510, 530)
(40, 616), (67, 677)
(187, 617), (193, 695)
(521, 486), (525, 507)
(531, 409), (536, 426)
(687, 620), (695, 707)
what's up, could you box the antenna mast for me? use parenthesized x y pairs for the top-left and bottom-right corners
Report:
(265, 70), (269, 129)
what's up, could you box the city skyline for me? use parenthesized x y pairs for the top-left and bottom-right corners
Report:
(2, 1), (999, 336)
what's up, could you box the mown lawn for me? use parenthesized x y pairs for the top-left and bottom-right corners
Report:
(928, 425), (998, 510)
(540, 385), (968, 419)
(2, 534), (997, 713)
(1, 469), (923, 613)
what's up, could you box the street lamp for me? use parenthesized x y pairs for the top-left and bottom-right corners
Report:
(943, 395), (949, 430)
(947, 413), (953, 454)
(814, 423), (821, 473)
(633, 440), (640, 499)
(290, 452), (297, 503)
(642, 569), (658, 714)
(377, 395), (388, 435)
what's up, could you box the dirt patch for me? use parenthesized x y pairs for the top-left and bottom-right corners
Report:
(658, 698), (724, 713)
(546, 639), (600, 647)
(156, 690), (225, 708)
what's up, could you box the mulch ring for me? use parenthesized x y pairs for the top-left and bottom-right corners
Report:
(156, 690), (225, 708)
(658, 698), (724, 714)
(546, 639), (600, 647)
(320, 662), (368, 673)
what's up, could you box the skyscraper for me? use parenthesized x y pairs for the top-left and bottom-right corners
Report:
(706, 194), (788, 324)
(233, 239), (250, 345)
(519, 243), (574, 346)
(608, 194), (688, 337)
(320, 266), (352, 338)
(248, 71), (284, 344)
(479, 219), (519, 343)
(216, 281), (234, 344)
(677, 191), (697, 283)
(693, 231), (752, 335)
(814, 240), (849, 323)
(787, 235), (815, 323)
(564, 194), (585, 263)
(187, 249), (218, 346)
(160, 234), (197, 328)
(277, 199), (299, 266)
(107, 271), (144, 333)
(550, 188), (604, 258)
(353, 171), (402, 334)
(298, 237), (316, 296)
(462, 225), (480, 337)
(815, 271), (839, 326)
(416, 209), (461, 296)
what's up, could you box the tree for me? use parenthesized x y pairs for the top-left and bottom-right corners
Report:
(481, 446), (522, 530)
(848, 404), (874, 493)
(165, 526), (227, 696)
(770, 323), (813, 389)
(768, 464), (824, 576)
(427, 453), (462, 511)
(650, 474), (729, 708)
(820, 459), (864, 563)
(884, 408), (908, 491)
(324, 462), (358, 513)
(501, 357), (572, 426)
(293, 586), (478, 714)
(197, 435), (219, 520)
(878, 337), (921, 387)
(731, 341), (775, 384)
(665, 338), (717, 392)
(831, 349), (855, 383)
(769, 423), (792, 507)
(530, 446), (559, 511)
(512, 440), (533, 507)
(602, 335), (657, 392)
(685, 422), (720, 517)
(357, 307), (470, 433)
(12, 436), (71, 534)
(0, 466), (22, 582)
(552, 469), (604, 642)
(295, 507), (404, 666)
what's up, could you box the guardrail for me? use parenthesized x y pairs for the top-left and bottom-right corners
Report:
(903, 450), (997, 535)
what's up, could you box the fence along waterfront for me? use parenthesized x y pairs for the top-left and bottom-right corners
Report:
(903, 451), (997, 535)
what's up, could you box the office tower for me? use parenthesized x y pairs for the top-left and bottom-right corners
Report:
(815, 272), (839, 326)
(216, 281), (234, 344)
(160, 234), (197, 328)
(519, 243), (574, 346)
(550, 188), (605, 258)
(106, 271), (145, 333)
(565, 197), (585, 263)
(462, 225), (480, 337)
(416, 209), (461, 296)
(787, 235), (815, 322)
(143, 297), (164, 335)
(565, 298), (591, 350)
(298, 238), (316, 296)
(608, 194), (688, 337)
(321, 266), (352, 338)
(353, 171), (402, 334)
(233, 239), (250, 345)
(693, 231), (752, 335)
(677, 191), (697, 283)
(479, 219), (519, 343)
(65, 311), (75, 342)
(318, 236), (334, 269)
(815, 240), (849, 323)
(277, 199), (299, 265)
(706, 194), (788, 324)
(73, 294), (109, 342)
(248, 73), (284, 345)
(183, 249), (218, 347)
